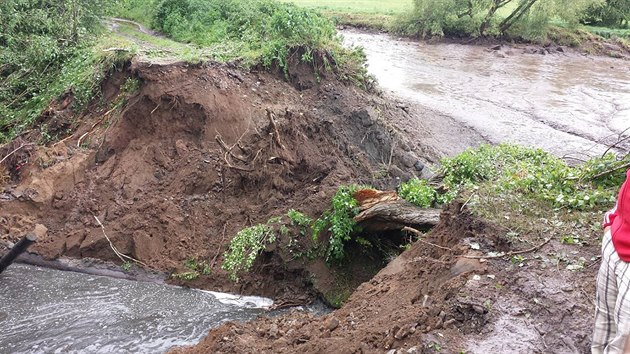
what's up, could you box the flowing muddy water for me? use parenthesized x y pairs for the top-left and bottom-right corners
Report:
(0, 264), (271, 353)
(342, 29), (630, 157)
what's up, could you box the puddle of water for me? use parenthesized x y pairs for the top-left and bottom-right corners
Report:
(0, 264), (270, 354)
(341, 30), (630, 156)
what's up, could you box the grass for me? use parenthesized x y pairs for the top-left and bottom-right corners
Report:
(584, 25), (630, 39)
(280, 0), (411, 30)
(0, 32), (134, 143)
(112, 22), (210, 63)
(279, 0), (411, 14)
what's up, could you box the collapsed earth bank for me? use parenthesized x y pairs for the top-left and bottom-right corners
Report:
(0, 58), (436, 303)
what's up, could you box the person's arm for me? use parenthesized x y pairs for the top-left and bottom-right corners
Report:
(604, 202), (618, 231)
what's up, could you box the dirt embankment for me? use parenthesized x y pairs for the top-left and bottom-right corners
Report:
(0, 58), (433, 301)
(172, 204), (598, 354)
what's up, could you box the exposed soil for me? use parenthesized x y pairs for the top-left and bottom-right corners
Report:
(0, 58), (433, 303)
(0, 33), (605, 353)
(171, 203), (599, 354)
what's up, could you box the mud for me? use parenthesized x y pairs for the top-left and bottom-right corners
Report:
(0, 59), (431, 303)
(342, 29), (630, 157)
(172, 204), (599, 354)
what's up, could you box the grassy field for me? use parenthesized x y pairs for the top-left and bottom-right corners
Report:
(279, 0), (412, 14)
(279, 0), (412, 30)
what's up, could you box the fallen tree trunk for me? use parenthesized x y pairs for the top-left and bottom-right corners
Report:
(354, 200), (441, 232)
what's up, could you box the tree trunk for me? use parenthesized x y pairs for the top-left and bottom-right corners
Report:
(499, 0), (539, 34)
(354, 200), (441, 232)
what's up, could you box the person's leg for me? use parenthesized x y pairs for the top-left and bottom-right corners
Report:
(593, 231), (619, 353)
(605, 252), (630, 353)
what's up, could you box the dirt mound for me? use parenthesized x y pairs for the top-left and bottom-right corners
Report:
(0, 59), (432, 300)
(171, 203), (599, 353)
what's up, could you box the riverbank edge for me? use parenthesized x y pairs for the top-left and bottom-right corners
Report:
(328, 12), (630, 60)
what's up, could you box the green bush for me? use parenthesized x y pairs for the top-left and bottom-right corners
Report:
(147, 0), (338, 70)
(398, 178), (437, 208)
(438, 144), (624, 210)
(312, 185), (362, 262)
(222, 224), (276, 281)
(0, 0), (120, 143)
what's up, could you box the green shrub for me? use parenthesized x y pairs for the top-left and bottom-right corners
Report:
(148, 0), (338, 70)
(398, 178), (437, 208)
(287, 209), (313, 227)
(438, 144), (624, 210)
(0, 0), (123, 143)
(173, 258), (212, 281)
(311, 185), (362, 262)
(222, 224), (275, 281)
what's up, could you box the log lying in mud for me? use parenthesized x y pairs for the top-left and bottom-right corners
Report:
(354, 200), (441, 232)
(0, 234), (37, 274)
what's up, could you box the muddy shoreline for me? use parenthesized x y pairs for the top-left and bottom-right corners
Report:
(10, 252), (166, 283)
(337, 24), (630, 60)
(342, 28), (630, 157)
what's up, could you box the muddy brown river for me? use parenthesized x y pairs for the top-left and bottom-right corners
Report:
(342, 30), (630, 157)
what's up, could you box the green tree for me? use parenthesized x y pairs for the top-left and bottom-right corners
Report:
(583, 0), (630, 27)
(398, 0), (603, 38)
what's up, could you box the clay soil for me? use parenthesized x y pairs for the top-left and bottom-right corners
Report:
(172, 204), (599, 354)
(0, 57), (601, 353)
(0, 58), (432, 302)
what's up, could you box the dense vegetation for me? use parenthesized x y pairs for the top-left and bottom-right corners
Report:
(584, 0), (630, 28)
(117, 0), (368, 79)
(0, 0), (128, 143)
(394, 0), (607, 40)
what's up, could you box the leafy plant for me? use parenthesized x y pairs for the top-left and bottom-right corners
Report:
(313, 185), (363, 262)
(173, 258), (211, 281)
(287, 209), (313, 227)
(399, 178), (437, 207)
(0, 0), (122, 143)
(438, 144), (622, 211)
(222, 224), (275, 281)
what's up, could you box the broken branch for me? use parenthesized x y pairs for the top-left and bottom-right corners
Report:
(0, 143), (34, 165)
(93, 215), (149, 267)
(402, 226), (453, 251)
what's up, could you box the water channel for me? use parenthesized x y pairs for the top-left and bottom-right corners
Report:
(0, 264), (270, 353)
(341, 29), (630, 157)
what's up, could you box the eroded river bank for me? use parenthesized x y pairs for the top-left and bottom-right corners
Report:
(1, 27), (628, 354)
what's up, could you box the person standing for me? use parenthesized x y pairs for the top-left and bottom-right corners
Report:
(593, 169), (630, 353)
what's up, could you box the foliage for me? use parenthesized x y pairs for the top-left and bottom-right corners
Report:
(222, 224), (276, 281)
(116, 0), (367, 81)
(287, 209), (313, 227)
(0, 0), (124, 143)
(394, 0), (604, 40)
(173, 258), (212, 280)
(583, 0), (630, 28)
(439, 144), (624, 210)
(399, 178), (437, 207)
(314, 185), (362, 262)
